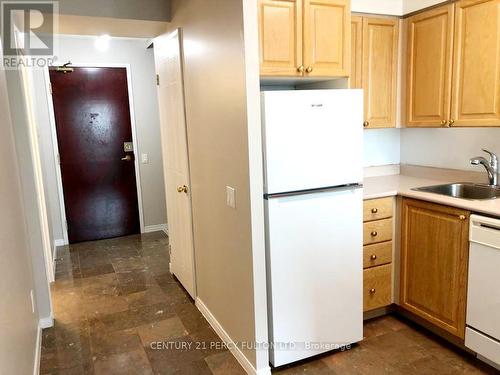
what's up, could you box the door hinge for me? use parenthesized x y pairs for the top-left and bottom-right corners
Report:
(65, 221), (69, 231)
(156, 74), (160, 86)
(168, 244), (172, 257)
(49, 83), (53, 94)
(57, 153), (61, 165)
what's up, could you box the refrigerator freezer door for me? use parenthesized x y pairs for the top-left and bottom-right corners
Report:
(266, 187), (363, 366)
(261, 89), (363, 195)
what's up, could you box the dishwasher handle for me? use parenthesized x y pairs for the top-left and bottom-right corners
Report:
(470, 214), (500, 249)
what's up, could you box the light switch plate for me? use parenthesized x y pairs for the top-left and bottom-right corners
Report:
(226, 186), (236, 208)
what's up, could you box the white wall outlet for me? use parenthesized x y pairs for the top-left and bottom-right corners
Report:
(30, 290), (35, 314)
(226, 186), (236, 208)
(141, 153), (149, 164)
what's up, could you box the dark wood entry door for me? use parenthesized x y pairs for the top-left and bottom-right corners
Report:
(50, 67), (140, 243)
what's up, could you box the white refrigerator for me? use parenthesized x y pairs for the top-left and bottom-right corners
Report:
(262, 89), (364, 367)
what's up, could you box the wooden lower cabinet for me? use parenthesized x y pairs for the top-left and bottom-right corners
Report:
(364, 264), (392, 311)
(363, 197), (394, 312)
(400, 198), (470, 340)
(363, 218), (393, 245)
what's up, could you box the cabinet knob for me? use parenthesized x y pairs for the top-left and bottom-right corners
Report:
(459, 215), (466, 220)
(449, 119), (455, 127)
(371, 231), (378, 237)
(297, 65), (305, 73)
(371, 208), (378, 214)
(440, 120), (447, 126)
(369, 288), (376, 294)
(305, 66), (313, 73)
(370, 254), (377, 260)
(363, 121), (369, 128)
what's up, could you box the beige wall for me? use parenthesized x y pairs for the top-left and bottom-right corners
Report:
(33, 36), (167, 244)
(0, 46), (42, 374)
(166, 0), (268, 370)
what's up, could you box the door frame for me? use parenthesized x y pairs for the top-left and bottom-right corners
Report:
(44, 63), (145, 244)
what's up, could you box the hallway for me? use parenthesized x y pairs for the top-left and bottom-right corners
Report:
(40, 232), (245, 374)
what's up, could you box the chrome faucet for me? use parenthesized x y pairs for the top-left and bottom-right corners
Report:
(470, 149), (498, 186)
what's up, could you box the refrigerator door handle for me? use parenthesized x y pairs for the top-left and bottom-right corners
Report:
(264, 183), (363, 199)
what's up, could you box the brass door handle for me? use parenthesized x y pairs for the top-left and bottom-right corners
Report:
(121, 155), (132, 161)
(177, 185), (188, 194)
(440, 120), (447, 126)
(297, 65), (305, 73)
(370, 254), (377, 260)
(449, 119), (455, 127)
(305, 66), (313, 73)
(371, 231), (378, 237)
(369, 288), (376, 294)
(363, 121), (369, 128)
(371, 208), (378, 214)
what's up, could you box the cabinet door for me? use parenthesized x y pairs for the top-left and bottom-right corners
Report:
(451, 0), (500, 127)
(303, 0), (350, 77)
(258, 0), (303, 76)
(405, 5), (454, 127)
(362, 17), (399, 128)
(400, 199), (469, 339)
(349, 16), (363, 89)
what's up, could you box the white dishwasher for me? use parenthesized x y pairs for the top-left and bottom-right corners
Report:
(465, 214), (500, 370)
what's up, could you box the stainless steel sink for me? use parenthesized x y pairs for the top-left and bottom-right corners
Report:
(412, 183), (500, 200)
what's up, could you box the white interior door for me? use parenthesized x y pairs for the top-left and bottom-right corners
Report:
(154, 29), (196, 298)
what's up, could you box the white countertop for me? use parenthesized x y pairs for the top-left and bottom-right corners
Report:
(363, 174), (500, 217)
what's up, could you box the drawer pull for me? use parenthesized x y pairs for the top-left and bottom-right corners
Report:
(370, 254), (377, 260)
(371, 208), (378, 214)
(369, 288), (376, 294)
(371, 231), (378, 237)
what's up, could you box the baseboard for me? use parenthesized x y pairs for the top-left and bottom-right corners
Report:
(54, 239), (65, 247)
(33, 324), (42, 375)
(195, 298), (271, 375)
(144, 223), (168, 236)
(39, 316), (54, 329)
(51, 243), (58, 282)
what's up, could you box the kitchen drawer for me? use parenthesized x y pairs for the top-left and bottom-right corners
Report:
(363, 218), (393, 245)
(363, 197), (393, 222)
(364, 264), (392, 311)
(363, 241), (392, 269)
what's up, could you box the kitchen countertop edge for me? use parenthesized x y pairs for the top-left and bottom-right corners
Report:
(363, 174), (500, 218)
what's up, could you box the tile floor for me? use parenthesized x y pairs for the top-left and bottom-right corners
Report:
(41, 232), (245, 375)
(41, 232), (497, 374)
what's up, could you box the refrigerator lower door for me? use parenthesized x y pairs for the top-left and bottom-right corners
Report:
(266, 187), (363, 367)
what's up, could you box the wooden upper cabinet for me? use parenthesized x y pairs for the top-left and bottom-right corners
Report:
(349, 16), (363, 89)
(258, 0), (302, 76)
(303, 0), (350, 77)
(258, 0), (350, 77)
(400, 198), (469, 340)
(451, 0), (500, 127)
(362, 17), (399, 128)
(405, 5), (454, 127)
